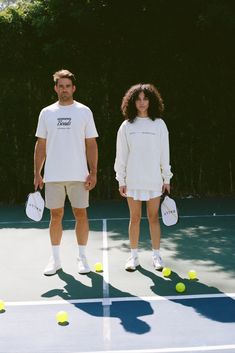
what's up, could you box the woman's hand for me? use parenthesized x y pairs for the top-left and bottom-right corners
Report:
(119, 185), (127, 197)
(162, 183), (170, 194)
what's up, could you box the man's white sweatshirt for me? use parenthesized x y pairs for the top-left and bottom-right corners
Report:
(114, 117), (173, 190)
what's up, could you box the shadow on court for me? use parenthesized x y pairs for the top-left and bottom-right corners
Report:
(41, 270), (154, 334)
(163, 217), (235, 273)
(108, 215), (235, 275)
(138, 266), (235, 323)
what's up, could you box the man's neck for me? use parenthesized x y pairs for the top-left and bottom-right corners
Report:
(58, 99), (74, 106)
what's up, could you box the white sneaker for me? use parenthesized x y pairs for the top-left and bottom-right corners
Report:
(125, 256), (139, 271)
(44, 257), (62, 276)
(153, 254), (164, 270)
(78, 255), (90, 274)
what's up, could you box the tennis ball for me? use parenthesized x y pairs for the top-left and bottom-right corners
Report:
(56, 311), (68, 323)
(188, 270), (197, 280)
(175, 282), (186, 293)
(0, 300), (5, 312)
(94, 262), (103, 272)
(162, 267), (171, 277)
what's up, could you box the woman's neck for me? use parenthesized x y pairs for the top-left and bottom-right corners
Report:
(137, 113), (148, 118)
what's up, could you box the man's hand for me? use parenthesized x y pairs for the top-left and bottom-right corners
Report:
(119, 185), (127, 197)
(85, 138), (98, 190)
(34, 174), (44, 191)
(34, 138), (46, 191)
(85, 173), (97, 190)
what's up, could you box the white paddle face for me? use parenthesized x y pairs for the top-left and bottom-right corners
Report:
(26, 191), (45, 222)
(161, 196), (178, 226)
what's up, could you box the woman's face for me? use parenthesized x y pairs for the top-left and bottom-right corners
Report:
(135, 91), (149, 116)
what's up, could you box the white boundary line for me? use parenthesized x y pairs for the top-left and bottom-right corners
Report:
(0, 213), (235, 225)
(102, 219), (110, 303)
(68, 344), (235, 353)
(102, 219), (111, 346)
(5, 293), (235, 307)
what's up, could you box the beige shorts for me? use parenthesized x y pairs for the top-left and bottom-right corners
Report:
(45, 181), (89, 209)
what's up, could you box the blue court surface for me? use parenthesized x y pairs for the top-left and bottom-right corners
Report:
(0, 197), (235, 353)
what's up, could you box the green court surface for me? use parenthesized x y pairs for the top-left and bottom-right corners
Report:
(0, 197), (235, 353)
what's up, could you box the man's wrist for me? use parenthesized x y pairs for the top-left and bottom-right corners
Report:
(90, 170), (97, 175)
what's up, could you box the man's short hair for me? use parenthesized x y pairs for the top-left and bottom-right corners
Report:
(53, 69), (76, 85)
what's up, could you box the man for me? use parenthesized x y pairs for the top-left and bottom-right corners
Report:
(34, 69), (98, 276)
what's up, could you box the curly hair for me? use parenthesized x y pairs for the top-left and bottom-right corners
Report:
(121, 83), (164, 123)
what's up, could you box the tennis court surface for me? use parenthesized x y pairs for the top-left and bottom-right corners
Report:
(0, 197), (235, 353)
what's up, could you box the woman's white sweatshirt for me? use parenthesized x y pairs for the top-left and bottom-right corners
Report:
(114, 117), (173, 190)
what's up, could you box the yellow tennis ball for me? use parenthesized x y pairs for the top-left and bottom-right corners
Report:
(94, 262), (103, 272)
(0, 300), (5, 311)
(162, 267), (171, 277)
(175, 282), (186, 293)
(56, 311), (68, 323)
(188, 270), (197, 280)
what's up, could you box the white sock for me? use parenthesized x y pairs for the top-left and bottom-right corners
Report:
(153, 249), (160, 257)
(78, 245), (86, 258)
(51, 245), (60, 263)
(131, 248), (138, 258)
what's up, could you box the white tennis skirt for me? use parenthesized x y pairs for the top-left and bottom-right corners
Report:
(126, 189), (162, 201)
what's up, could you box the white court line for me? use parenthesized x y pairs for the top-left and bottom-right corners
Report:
(110, 293), (235, 302)
(102, 219), (110, 303)
(0, 213), (235, 225)
(5, 292), (235, 307)
(102, 219), (111, 346)
(69, 344), (235, 353)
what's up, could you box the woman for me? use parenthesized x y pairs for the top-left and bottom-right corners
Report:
(114, 83), (173, 271)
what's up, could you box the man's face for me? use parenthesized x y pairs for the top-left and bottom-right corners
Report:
(54, 78), (76, 103)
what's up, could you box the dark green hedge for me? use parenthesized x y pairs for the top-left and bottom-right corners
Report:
(0, 0), (235, 203)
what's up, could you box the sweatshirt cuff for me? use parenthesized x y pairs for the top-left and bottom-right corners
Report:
(118, 180), (126, 187)
(116, 176), (126, 187)
(162, 169), (173, 184)
(163, 178), (171, 184)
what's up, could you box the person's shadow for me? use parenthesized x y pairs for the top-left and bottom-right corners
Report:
(41, 270), (153, 334)
(137, 266), (235, 323)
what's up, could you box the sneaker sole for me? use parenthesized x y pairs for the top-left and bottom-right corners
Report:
(125, 261), (140, 272)
(78, 270), (91, 274)
(44, 267), (62, 276)
(153, 264), (163, 271)
(125, 267), (137, 272)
